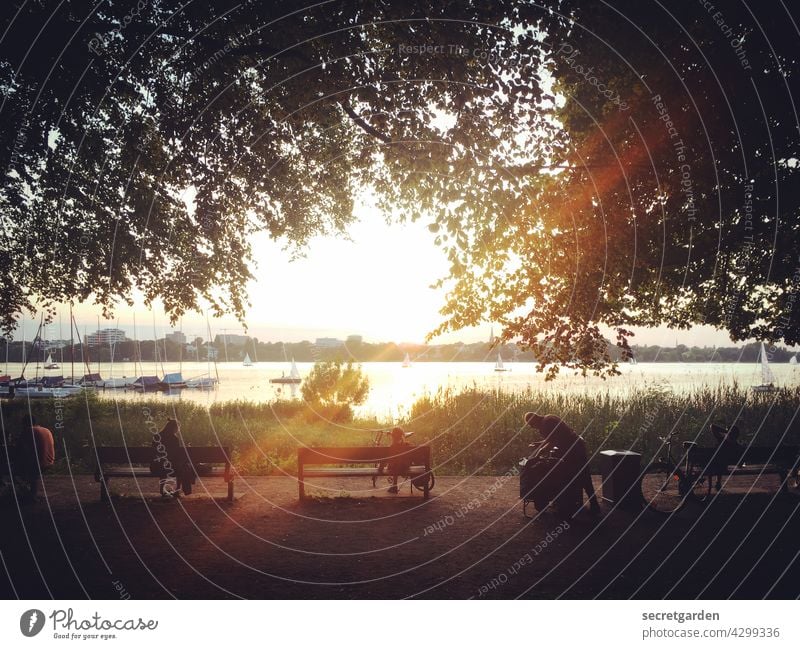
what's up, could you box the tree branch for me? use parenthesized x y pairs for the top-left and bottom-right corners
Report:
(339, 100), (392, 143)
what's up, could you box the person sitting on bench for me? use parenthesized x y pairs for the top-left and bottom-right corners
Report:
(709, 423), (743, 491)
(378, 426), (414, 494)
(524, 412), (600, 515)
(151, 418), (196, 497)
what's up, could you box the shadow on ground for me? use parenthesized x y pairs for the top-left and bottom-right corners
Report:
(0, 475), (797, 598)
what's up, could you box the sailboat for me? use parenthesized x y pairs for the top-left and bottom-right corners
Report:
(752, 342), (778, 393)
(103, 376), (137, 389)
(270, 358), (302, 384)
(494, 352), (509, 372)
(186, 333), (219, 389)
(402, 352), (411, 368)
(158, 372), (187, 390)
(15, 315), (83, 398)
(133, 375), (161, 391)
(790, 353), (798, 366)
(44, 353), (59, 370)
(243, 352), (254, 367)
(186, 374), (218, 388)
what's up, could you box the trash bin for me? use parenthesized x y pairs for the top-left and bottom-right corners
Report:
(599, 450), (642, 509)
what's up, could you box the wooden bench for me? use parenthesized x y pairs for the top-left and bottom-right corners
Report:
(685, 443), (800, 492)
(297, 445), (433, 500)
(94, 446), (235, 501)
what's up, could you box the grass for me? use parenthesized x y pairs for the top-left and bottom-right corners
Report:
(2, 383), (798, 476)
(406, 382), (800, 473)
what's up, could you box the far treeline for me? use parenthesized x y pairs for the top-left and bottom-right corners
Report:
(0, 338), (795, 365)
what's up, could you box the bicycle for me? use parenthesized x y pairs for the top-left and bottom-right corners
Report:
(370, 429), (435, 494)
(640, 432), (712, 514)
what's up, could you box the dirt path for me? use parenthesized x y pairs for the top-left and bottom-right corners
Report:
(1, 473), (798, 599)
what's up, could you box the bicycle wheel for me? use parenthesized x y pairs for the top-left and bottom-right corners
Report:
(640, 462), (691, 514)
(685, 470), (712, 504)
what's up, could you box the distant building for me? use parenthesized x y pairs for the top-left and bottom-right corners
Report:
(205, 346), (219, 360)
(215, 334), (250, 347)
(165, 331), (186, 345)
(315, 337), (344, 348)
(43, 339), (70, 350)
(86, 328), (127, 347)
(346, 335), (363, 344)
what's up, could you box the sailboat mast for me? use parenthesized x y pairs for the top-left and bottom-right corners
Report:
(58, 311), (64, 367)
(133, 313), (139, 379)
(83, 324), (92, 377)
(152, 310), (163, 376)
(23, 315), (43, 381)
(73, 318), (88, 382)
(70, 304), (74, 382)
(178, 318), (183, 377)
(207, 316), (219, 382)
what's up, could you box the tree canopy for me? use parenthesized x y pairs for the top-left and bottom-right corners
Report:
(1, 1), (798, 376)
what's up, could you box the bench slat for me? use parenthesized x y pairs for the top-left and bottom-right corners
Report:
(94, 445), (235, 502)
(298, 445), (430, 465)
(297, 445), (433, 500)
(303, 466), (429, 478)
(102, 467), (229, 479)
(95, 446), (232, 464)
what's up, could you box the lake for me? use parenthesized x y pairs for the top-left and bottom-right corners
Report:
(4, 360), (797, 420)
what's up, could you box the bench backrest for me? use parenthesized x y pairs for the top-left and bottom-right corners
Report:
(95, 446), (231, 465)
(298, 445), (431, 466)
(688, 445), (799, 466)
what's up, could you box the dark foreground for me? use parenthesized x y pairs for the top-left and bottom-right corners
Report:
(1, 474), (798, 599)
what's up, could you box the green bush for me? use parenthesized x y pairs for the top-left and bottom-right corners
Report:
(300, 360), (370, 421)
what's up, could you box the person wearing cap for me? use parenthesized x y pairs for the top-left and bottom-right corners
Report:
(524, 412), (601, 515)
(379, 426), (413, 494)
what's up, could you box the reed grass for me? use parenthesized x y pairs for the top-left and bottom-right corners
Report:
(2, 383), (797, 475)
(405, 382), (800, 473)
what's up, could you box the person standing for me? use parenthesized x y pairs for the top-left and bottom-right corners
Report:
(19, 416), (55, 501)
(524, 412), (601, 515)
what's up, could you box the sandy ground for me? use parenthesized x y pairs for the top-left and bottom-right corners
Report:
(1, 472), (799, 599)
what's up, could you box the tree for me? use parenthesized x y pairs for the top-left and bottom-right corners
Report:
(300, 360), (370, 421)
(0, 0), (553, 334)
(2, 2), (798, 377)
(428, 1), (800, 376)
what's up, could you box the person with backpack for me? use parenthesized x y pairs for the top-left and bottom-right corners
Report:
(523, 412), (601, 516)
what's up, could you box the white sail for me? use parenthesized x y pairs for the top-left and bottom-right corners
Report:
(790, 354), (798, 366)
(46, 353), (53, 364)
(402, 353), (411, 368)
(760, 342), (776, 384)
(289, 358), (300, 379)
(243, 353), (253, 366)
(495, 353), (504, 370)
